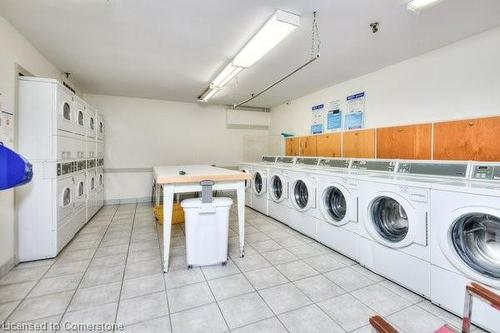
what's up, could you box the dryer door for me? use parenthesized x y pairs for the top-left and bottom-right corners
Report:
(270, 174), (288, 202)
(366, 193), (423, 248)
(450, 213), (500, 280)
(253, 172), (267, 195)
(292, 179), (315, 211)
(321, 184), (353, 225)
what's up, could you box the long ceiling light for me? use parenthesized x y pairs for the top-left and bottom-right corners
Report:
(198, 10), (300, 102)
(407, 0), (444, 11)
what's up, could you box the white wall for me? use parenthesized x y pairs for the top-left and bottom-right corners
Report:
(83, 94), (270, 202)
(270, 26), (500, 136)
(0, 16), (66, 273)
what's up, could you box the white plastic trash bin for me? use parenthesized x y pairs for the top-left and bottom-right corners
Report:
(181, 197), (233, 267)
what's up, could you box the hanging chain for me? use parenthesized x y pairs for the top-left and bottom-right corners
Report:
(310, 11), (321, 59)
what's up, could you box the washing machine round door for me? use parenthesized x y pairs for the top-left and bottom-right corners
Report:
(451, 213), (500, 279)
(254, 172), (263, 194)
(293, 180), (309, 209)
(271, 175), (284, 202)
(371, 196), (409, 243)
(323, 186), (347, 223)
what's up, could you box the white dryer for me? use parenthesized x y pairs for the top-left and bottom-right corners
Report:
(239, 162), (254, 207)
(431, 162), (500, 332)
(287, 157), (320, 239)
(250, 156), (276, 215)
(313, 158), (362, 260)
(358, 161), (470, 298)
(268, 157), (296, 225)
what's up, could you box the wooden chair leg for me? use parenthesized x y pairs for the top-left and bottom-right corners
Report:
(369, 315), (399, 333)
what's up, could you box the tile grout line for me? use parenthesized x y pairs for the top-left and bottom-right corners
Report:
(55, 205), (119, 326)
(200, 262), (237, 332)
(157, 204), (176, 333)
(112, 203), (139, 331)
(3, 206), (118, 324)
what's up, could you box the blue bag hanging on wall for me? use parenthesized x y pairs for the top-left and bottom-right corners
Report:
(0, 144), (33, 190)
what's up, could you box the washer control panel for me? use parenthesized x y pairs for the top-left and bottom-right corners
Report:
(471, 165), (500, 181)
(351, 160), (396, 172)
(262, 156), (277, 163)
(295, 157), (319, 166)
(397, 162), (468, 178)
(318, 158), (350, 169)
(276, 156), (295, 164)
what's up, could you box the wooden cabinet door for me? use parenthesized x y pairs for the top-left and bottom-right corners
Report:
(300, 136), (317, 156)
(433, 116), (500, 161)
(285, 138), (300, 156)
(342, 129), (375, 158)
(316, 133), (341, 157)
(377, 124), (432, 160)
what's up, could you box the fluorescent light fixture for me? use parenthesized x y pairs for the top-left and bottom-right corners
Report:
(407, 0), (444, 11)
(200, 9), (300, 102)
(212, 63), (244, 88)
(200, 86), (220, 102)
(233, 10), (300, 68)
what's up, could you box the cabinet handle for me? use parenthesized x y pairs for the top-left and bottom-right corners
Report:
(469, 122), (474, 126)
(398, 128), (404, 132)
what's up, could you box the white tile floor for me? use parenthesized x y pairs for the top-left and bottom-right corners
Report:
(0, 203), (490, 333)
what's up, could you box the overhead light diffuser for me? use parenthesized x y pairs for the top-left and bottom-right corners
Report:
(233, 10), (300, 68)
(212, 63), (244, 88)
(407, 0), (444, 11)
(200, 9), (300, 102)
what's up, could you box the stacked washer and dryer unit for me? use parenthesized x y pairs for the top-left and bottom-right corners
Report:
(17, 77), (105, 261)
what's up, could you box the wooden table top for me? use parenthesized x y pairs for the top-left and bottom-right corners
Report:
(153, 165), (251, 184)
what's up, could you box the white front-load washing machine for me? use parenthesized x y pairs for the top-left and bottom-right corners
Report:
(239, 162), (254, 208)
(287, 158), (320, 239)
(250, 156), (277, 215)
(312, 158), (363, 260)
(268, 157), (295, 225)
(358, 161), (470, 298)
(431, 162), (500, 332)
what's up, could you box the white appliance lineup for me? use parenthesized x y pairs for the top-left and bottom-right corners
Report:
(240, 156), (499, 332)
(356, 161), (470, 298)
(16, 77), (105, 261)
(430, 162), (500, 333)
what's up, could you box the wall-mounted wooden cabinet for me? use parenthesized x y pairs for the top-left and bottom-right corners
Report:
(342, 129), (375, 158)
(433, 116), (500, 161)
(316, 133), (342, 157)
(300, 136), (317, 156)
(377, 123), (432, 160)
(285, 137), (300, 156)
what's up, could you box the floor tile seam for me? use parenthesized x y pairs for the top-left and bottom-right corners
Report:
(53, 206), (119, 326)
(3, 206), (118, 323)
(156, 207), (175, 333)
(200, 264), (233, 331)
(113, 203), (141, 329)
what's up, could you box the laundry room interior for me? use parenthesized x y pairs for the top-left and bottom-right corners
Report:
(0, 1), (500, 332)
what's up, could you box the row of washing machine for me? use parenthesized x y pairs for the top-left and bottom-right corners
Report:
(240, 157), (500, 332)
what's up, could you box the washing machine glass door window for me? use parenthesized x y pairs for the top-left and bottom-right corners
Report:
(63, 102), (71, 121)
(271, 176), (283, 200)
(254, 173), (263, 194)
(451, 213), (500, 279)
(324, 187), (346, 222)
(78, 182), (84, 197)
(294, 180), (309, 209)
(78, 111), (84, 126)
(371, 197), (409, 242)
(62, 187), (71, 207)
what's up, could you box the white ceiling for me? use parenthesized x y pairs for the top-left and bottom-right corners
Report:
(1, 0), (500, 108)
